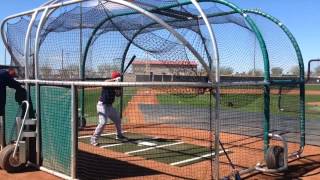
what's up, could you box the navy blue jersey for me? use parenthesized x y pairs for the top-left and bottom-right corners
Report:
(0, 69), (23, 112)
(99, 87), (120, 105)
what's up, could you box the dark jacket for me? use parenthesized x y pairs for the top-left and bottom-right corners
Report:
(0, 69), (23, 111)
(99, 87), (120, 105)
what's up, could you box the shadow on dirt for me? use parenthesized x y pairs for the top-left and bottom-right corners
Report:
(243, 154), (320, 179)
(77, 150), (195, 180)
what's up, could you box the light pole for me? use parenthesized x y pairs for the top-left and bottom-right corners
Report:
(61, 49), (64, 70)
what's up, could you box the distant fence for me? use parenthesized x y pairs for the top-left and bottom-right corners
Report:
(135, 74), (301, 82)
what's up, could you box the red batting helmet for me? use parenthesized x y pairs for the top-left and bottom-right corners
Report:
(111, 71), (121, 79)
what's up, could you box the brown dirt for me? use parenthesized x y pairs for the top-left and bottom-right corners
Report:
(78, 124), (214, 179)
(243, 145), (320, 180)
(78, 123), (320, 179)
(0, 167), (60, 180)
(2, 123), (319, 179)
(2, 87), (319, 179)
(123, 88), (158, 124)
(222, 89), (320, 95)
(307, 102), (320, 106)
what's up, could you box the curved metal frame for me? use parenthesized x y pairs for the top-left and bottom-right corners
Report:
(82, 0), (270, 82)
(0, 0), (307, 178)
(80, 1), (216, 135)
(34, 5), (60, 166)
(71, 0), (270, 178)
(0, 20), (20, 67)
(35, 0), (61, 79)
(244, 10), (305, 154)
(0, 0), (85, 69)
(108, 0), (211, 78)
(80, 1), (268, 178)
(307, 59), (320, 82)
(82, 2), (211, 81)
(35, 8), (50, 80)
(24, 10), (39, 80)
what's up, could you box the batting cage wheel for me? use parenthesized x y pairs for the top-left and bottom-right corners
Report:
(266, 145), (285, 169)
(0, 144), (26, 172)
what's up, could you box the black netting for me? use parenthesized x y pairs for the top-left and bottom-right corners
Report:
(248, 12), (301, 80)
(4, 0), (269, 82)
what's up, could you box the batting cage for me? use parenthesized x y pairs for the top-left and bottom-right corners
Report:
(0, 0), (307, 179)
(305, 59), (320, 146)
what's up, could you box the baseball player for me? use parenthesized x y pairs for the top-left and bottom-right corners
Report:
(91, 71), (126, 146)
(0, 67), (26, 117)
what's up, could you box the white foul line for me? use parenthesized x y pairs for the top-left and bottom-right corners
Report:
(125, 142), (184, 154)
(170, 149), (230, 166)
(78, 131), (127, 139)
(100, 143), (123, 148)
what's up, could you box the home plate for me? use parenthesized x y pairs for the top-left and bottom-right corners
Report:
(138, 141), (157, 146)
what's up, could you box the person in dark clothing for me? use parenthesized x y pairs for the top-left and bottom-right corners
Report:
(91, 71), (125, 146)
(0, 68), (25, 117)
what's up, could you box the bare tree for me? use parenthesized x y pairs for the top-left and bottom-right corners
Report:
(220, 66), (233, 75)
(97, 64), (118, 78)
(315, 66), (320, 76)
(289, 65), (300, 76)
(86, 67), (97, 78)
(248, 69), (263, 76)
(60, 64), (79, 80)
(40, 64), (53, 79)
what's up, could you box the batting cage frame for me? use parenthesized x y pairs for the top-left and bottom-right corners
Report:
(0, 0), (306, 179)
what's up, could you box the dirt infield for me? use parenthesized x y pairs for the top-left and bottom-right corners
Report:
(0, 167), (60, 180)
(3, 86), (317, 179)
(307, 102), (320, 106)
(78, 123), (320, 179)
(243, 145), (320, 180)
(78, 123), (213, 179)
(222, 89), (320, 95)
(123, 88), (158, 124)
(139, 87), (320, 96)
(1, 130), (318, 180)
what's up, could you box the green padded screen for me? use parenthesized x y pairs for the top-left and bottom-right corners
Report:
(40, 86), (71, 176)
(5, 88), (19, 144)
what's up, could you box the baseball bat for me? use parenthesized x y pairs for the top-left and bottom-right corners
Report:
(123, 55), (136, 74)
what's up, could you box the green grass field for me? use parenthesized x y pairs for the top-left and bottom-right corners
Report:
(157, 93), (319, 120)
(81, 86), (319, 124)
(305, 84), (320, 90)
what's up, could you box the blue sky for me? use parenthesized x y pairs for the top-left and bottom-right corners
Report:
(0, 0), (318, 68)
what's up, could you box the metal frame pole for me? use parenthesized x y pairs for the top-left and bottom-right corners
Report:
(188, 1), (220, 178)
(191, 0), (220, 179)
(71, 85), (77, 179)
(24, 10), (39, 80)
(89, 0), (212, 81)
(79, 2), (86, 128)
(34, 6), (53, 166)
(0, 116), (4, 150)
(244, 9), (305, 154)
(1, 0), (85, 67)
(22, 10), (39, 164)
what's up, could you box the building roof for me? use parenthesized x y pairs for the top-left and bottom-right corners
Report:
(132, 60), (197, 67)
